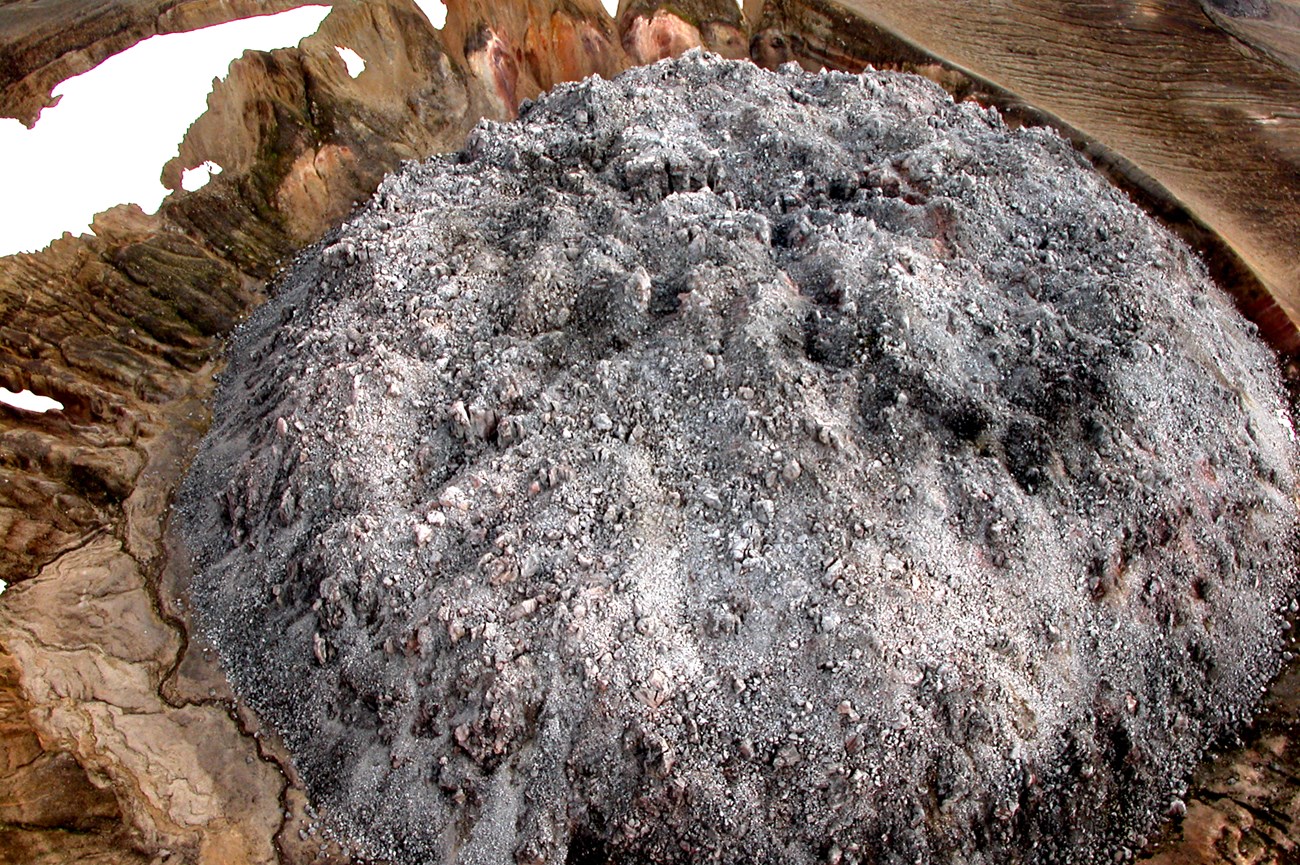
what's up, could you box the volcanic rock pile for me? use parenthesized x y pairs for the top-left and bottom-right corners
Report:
(178, 53), (1299, 864)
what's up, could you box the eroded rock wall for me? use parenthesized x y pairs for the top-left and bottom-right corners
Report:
(0, 1), (472, 860)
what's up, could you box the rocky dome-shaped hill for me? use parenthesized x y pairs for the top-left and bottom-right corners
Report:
(178, 54), (1299, 864)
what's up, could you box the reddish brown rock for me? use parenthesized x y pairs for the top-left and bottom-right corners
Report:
(0, 205), (249, 583)
(618, 0), (749, 63)
(1139, 658), (1300, 864)
(440, 0), (627, 120)
(622, 8), (705, 63)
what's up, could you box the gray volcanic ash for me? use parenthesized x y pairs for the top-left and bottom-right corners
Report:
(179, 53), (1298, 865)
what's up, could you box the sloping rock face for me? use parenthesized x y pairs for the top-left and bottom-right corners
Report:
(0, 1), (492, 861)
(178, 54), (1299, 865)
(0, 203), (276, 865)
(160, 0), (480, 266)
(1199, 0), (1300, 75)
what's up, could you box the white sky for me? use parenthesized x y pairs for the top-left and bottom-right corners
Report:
(335, 45), (366, 77)
(414, 0), (447, 29)
(0, 387), (63, 413)
(181, 159), (223, 191)
(0, 5), (330, 257)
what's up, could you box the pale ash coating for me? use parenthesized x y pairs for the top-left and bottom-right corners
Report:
(178, 53), (1299, 865)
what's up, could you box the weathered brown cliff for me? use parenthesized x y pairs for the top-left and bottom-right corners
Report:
(0, 2), (484, 860)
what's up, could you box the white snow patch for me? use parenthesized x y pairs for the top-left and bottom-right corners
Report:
(414, 0), (447, 29)
(335, 45), (366, 77)
(0, 5), (330, 257)
(181, 159), (224, 191)
(0, 578), (6, 597)
(0, 388), (63, 413)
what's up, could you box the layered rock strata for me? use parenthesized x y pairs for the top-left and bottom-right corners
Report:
(0, 2), (483, 860)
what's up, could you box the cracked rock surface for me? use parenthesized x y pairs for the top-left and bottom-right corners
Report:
(179, 53), (1299, 864)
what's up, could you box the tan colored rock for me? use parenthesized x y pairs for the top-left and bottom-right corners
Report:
(0, 750), (120, 829)
(0, 536), (284, 863)
(1, 540), (176, 668)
